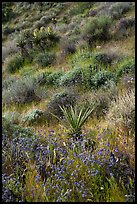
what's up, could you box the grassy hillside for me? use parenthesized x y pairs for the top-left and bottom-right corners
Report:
(2, 2), (135, 202)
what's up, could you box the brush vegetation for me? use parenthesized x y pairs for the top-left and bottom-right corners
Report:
(2, 2), (135, 202)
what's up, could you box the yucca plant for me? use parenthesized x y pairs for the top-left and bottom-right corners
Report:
(52, 105), (95, 140)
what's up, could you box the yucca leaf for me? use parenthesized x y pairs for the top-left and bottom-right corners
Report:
(51, 104), (96, 138)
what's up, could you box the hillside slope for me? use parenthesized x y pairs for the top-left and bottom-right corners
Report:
(2, 2), (135, 202)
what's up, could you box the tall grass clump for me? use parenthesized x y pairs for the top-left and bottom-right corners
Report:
(106, 89), (135, 134)
(69, 48), (94, 68)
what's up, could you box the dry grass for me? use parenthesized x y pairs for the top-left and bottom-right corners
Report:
(106, 89), (135, 134)
(101, 35), (135, 58)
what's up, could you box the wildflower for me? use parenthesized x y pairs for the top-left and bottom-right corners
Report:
(48, 130), (54, 133)
(100, 186), (104, 190)
(91, 169), (99, 176)
(47, 26), (53, 34)
(62, 142), (66, 146)
(114, 147), (119, 152)
(96, 45), (101, 49)
(33, 28), (39, 37)
(97, 148), (103, 155)
(110, 172), (113, 176)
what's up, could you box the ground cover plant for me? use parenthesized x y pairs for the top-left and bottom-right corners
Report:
(2, 2), (135, 202)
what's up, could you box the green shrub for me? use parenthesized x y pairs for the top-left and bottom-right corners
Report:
(33, 71), (64, 88)
(22, 109), (44, 125)
(2, 2), (15, 23)
(34, 72), (52, 85)
(45, 91), (77, 120)
(33, 31), (60, 50)
(90, 71), (117, 89)
(116, 58), (135, 78)
(2, 77), (40, 105)
(109, 2), (132, 19)
(93, 52), (114, 65)
(67, 2), (95, 16)
(3, 26), (15, 36)
(60, 40), (76, 56)
(46, 71), (64, 86)
(59, 68), (83, 87)
(2, 76), (18, 90)
(82, 16), (112, 44)
(5, 54), (24, 73)
(34, 52), (55, 67)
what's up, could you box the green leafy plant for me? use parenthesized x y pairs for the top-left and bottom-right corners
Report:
(52, 105), (95, 140)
